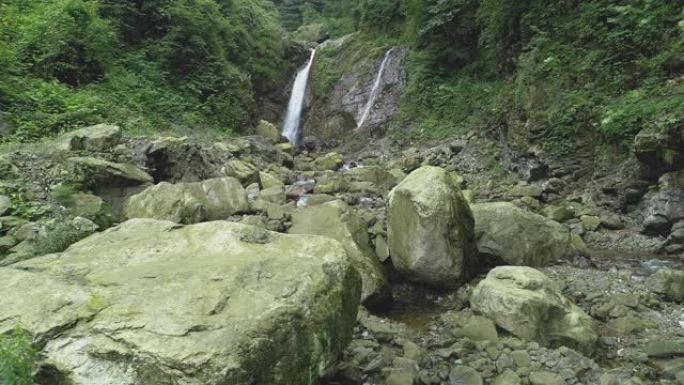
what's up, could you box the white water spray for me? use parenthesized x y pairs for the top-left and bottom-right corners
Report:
(282, 49), (316, 144)
(357, 47), (394, 129)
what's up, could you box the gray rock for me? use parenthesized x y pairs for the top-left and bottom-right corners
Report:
(387, 166), (477, 287)
(55, 124), (122, 152)
(455, 316), (498, 342)
(470, 266), (598, 354)
(646, 268), (684, 302)
(124, 178), (248, 224)
(449, 366), (483, 385)
(641, 171), (684, 233)
(529, 371), (566, 385)
(492, 369), (522, 385)
(289, 200), (390, 308)
(472, 202), (583, 267)
(68, 157), (153, 188)
(1, 219), (361, 385)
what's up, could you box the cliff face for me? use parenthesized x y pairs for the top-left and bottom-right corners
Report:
(302, 36), (408, 142)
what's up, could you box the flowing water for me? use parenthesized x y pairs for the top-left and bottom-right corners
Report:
(356, 47), (394, 130)
(282, 49), (316, 144)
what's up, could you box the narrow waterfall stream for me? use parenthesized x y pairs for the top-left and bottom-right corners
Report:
(282, 49), (316, 144)
(356, 47), (394, 130)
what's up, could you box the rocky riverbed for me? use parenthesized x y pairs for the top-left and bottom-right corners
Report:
(0, 123), (683, 384)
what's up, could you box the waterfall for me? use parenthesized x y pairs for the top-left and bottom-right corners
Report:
(357, 47), (394, 130)
(282, 49), (316, 144)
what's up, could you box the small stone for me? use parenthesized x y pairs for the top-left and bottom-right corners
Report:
(449, 366), (483, 385)
(580, 215), (601, 232)
(529, 371), (566, 385)
(511, 350), (531, 368)
(456, 316), (498, 342)
(403, 340), (423, 363)
(492, 369), (522, 385)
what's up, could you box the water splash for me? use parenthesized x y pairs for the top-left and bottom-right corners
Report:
(282, 49), (316, 144)
(357, 47), (394, 130)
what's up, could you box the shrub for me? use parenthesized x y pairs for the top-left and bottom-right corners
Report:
(0, 328), (37, 385)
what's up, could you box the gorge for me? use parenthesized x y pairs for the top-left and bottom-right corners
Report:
(0, 1), (683, 385)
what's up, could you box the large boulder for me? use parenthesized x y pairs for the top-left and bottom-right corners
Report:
(255, 120), (280, 142)
(0, 219), (361, 385)
(68, 157), (153, 188)
(56, 124), (122, 152)
(471, 266), (598, 354)
(124, 177), (248, 224)
(634, 125), (684, 179)
(289, 200), (391, 309)
(387, 166), (477, 287)
(472, 202), (582, 267)
(639, 171), (684, 235)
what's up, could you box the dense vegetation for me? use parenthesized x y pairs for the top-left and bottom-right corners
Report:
(1, 0), (682, 153)
(302, 0), (683, 151)
(0, 328), (36, 385)
(0, 0), (297, 141)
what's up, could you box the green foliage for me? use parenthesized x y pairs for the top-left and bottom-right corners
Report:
(51, 184), (77, 207)
(24, 218), (92, 258)
(7, 192), (50, 221)
(0, 0), (294, 141)
(0, 328), (37, 385)
(393, 0), (684, 150)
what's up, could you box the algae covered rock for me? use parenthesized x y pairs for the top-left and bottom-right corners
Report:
(289, 200), (391, 308)
(56, 123), (122, 152)
(124, 177), (248, 223)
(472, 202), (582, 267)
(646, 268), (684, 302)
(387, 166), (477, 287)
(1, 219), (361, 385)
(470, 266), (598, 354)
(312, 152), (345, 171)
(68, 156), (153, 188)
(255, 120), (280, 142)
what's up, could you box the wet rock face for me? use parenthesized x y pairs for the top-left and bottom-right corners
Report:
(472, 202), (583, 267)
(387, 166), (477, 287)
(639, 171), (684, 236)
(470, 266), (598, 354)
(303, 45), (407, 142)
(634, 126), (684, 179)
(1, 219), (361, 385)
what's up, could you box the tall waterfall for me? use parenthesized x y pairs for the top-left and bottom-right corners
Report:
(282, 49), (316, 144)
(357, 47), (394, 129)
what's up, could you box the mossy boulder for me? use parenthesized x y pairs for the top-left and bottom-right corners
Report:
(311, 152), (345, 171)
(387, 166), (477, 287)
(0, 219), (361, 385)
(68, 157), (153, 188)
(124, 177), (248, 224)
(255, 120), (280, 142)
(471, 266), (598, 354)
(344, 166), (404, 192)
(289, 200), (390, 309)
(646, 268), (684, 302)
(56, 123), (122, 152)
(472, 202), (583, 267)
(224, 159), (259, 185)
